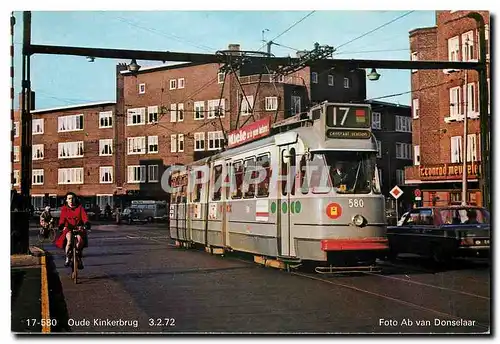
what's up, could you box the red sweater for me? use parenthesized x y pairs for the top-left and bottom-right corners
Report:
(58, 204), (89, 228)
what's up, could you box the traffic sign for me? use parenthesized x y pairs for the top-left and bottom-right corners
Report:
(390, 185), (404, 199)
(414, 189), (421, 197)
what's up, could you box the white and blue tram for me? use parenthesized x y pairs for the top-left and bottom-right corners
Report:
(169, 102), (388, 271)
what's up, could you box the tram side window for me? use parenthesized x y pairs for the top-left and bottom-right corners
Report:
(256, 154), (270, 197)
(192, 170), (203, 202)
(225, 163), (231, 199)
(212, 164), (223, 201)
(281, 151), (288, 196)
(290, 148), (296, 196)
(244, 157), (256, 198)
(232, 161), (243, 199)
(299, 155), (309, 194)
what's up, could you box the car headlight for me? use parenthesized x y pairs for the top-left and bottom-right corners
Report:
(352, 214), (366, 227)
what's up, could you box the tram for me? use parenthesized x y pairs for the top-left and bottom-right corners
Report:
(169, 102), (388, 272)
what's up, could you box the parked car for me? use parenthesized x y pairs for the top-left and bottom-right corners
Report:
(386, 206), (490, 263)
(119, 207), (148, 225)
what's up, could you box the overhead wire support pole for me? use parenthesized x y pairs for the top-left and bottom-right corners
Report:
(21, 11), (32, 211)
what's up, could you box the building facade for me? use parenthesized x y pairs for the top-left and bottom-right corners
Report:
(405, 11), (490, 207)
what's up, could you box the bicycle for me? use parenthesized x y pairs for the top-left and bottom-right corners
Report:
(38, 219), (56, 244)
(67, 226), (85, 284)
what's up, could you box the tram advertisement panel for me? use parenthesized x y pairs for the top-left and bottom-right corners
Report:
(325, 104), (371, 139)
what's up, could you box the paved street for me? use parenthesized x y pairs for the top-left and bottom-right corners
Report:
(31, 223), (490, 334)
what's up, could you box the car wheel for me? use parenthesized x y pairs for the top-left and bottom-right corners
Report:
(127, 218), (132, 225)
(432, 246), (451, 265)
(148, 217), (153, 223)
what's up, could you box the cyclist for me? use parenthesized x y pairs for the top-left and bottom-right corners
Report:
(39, 206), (54, 238)
(54, 192), (91, 269)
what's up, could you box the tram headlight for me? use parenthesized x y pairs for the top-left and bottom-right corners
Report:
(352, 214), (366, 227)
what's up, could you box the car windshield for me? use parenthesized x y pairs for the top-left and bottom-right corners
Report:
(438, 208), (489, 225)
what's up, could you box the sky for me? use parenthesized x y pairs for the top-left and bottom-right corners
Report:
(10, 10), (438, 109)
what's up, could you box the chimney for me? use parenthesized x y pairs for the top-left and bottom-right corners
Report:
(228, 44), (241, 56)
(296, 50), (308, 59)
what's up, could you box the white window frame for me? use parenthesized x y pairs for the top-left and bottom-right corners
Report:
(171, 134), (177, 153)
(448, 36), (460, 61)
(139, 83), (146, 94)
(13, 146), (20, 162)
(395, 116), (412, 133)
(208, 131), (224, 151)
(13, 121), (19, 137)
(396, 169), (405, 186)
(376, 140), (382, 158)
(265, 97), (278, 111)
(411, 52), (418, 73)
(127, 165), (146, 183)
(32, 119), (44, 135)
(58, 114), (83, 132)
(148, 135), (159, 154)
(451, 136), (462, 163)
(169, 79), (177, 90)
(461, 31), (475, 62)
(467, 134), (478, 162)
(32, 144), (44, 160)
(343, 77), (350, 89)
(291, 96), (301, 116)
(58, 167), (84, 185)
(58, 141), (84, 159)
(99, 139), (113, 156)
(178, 134), (184, 152)
(148, 106), (158, 124)
(127, 136), (146, 155)
(311, 72), (318, 84)
(194, 101), (205, 120)
(96, 194), (114, 210)
(99, 166), (113, 184)
(194, 132), (205, 151)
(414, 145), (420, 166)
(371, 112), (381, 129)
(177, 103), (184, 122)
(99, 111), (113, 128)
(412, 98), (420, 119)
(13, 170), (20, 186)
(396, 142), (412, 160)
(328, 74), (334, 86)
(464, 82), (478, 116)
(32, 169), (44, 185)
(449, 86), (462, 118)
(208, 99), (225, 119)
(127, 108), (146, 126)
(148, 165), (159, 183)
(218, 72), (225, 84)
(240, 95), (254, 116)
(178, 78), (185, 89)
(170, 104), (177, 123)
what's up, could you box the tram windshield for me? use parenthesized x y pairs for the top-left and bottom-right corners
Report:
(311, 150), (380, 194)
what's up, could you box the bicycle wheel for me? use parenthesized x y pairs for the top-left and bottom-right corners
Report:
(49, 227), (56, 242)
(72, 240), (78, 284)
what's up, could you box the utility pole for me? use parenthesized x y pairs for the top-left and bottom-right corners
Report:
(21, 11), (32, 211)
(461, 49), (468, 206)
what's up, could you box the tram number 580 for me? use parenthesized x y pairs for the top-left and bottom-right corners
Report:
(348, 199), (364, 208)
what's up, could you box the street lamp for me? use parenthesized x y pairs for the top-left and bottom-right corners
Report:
(127, 59), (140, 73)
(367, 68), (381, 81)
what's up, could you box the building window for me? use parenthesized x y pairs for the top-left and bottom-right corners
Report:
(96, 194), (114, 210)
(467, 134), (478, 162)
(412, 98), (420, 119)
(58, 115), (83, 132)
(13, 170), (20, 186)
(414, 145), (420, 166)
(32, 119), (44, 134)
(13, 146), (20, 162)
(461, 31), (475, 61)
(451, 136), (462, 163)
(139, 83), (146, 94)
(58, 141), (84, 159)
(99, 166), (113, 184)
(449, 86), (462, 118)
(208, 99), (225, 119)
(265, 97), (278, 111)
(371, 112), (381, 129)
(58, 168), (84, 185)
(178, 78), (185, 89)
(99, 111), (113, 128)
(148, 135), (158, 153)
(148, 106), (158, 124)
(127, 136), (146, 155)
(311, 72), (318, 84)
(31, 195), (44, 209)
(194, 132), (205, 151)
(178, 134), (184, 152)
(328, 75), (334, 86)
(32, 144), (44, 160)
(194, 101), (205, 120)
(169, 79), (177, 90)
(411, 52), (418, 73)
(13, 121), (19, 137)
(170, 104), (177, 122)
(343, 77), (350, 88)
(177, 103), (184, 122)
(99, 139), (113, 156)
(218, 72), (225, 84)
(448, 36), (460, 61)
(395, 116), (411, 132)
(465, 82), (477, 115)
(148, 165), (159, 183)
(32, 169), (44, 185)
(171, 134), (177, 153)
(208, 131), (224, 151)
(291, 96), (301, 116)
(376, 140), (382, 158)
(396, 142), (412, 160)
(127, 108), (145, 126)
(127, 165), (146, 183)
(240, 95), (254, 116)
(396, 169), (405, 185)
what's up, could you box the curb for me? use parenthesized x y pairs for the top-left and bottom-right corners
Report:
(31, 246), (51, 334)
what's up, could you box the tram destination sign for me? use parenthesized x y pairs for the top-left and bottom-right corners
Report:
(326, 129), (371, 139)
(326, 104), (371, 129)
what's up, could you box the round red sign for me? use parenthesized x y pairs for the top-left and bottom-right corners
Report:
(326, 203), (342, 219)
(414, 189), (421, 197)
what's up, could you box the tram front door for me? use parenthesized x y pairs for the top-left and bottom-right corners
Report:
(277, 144), (297, 258)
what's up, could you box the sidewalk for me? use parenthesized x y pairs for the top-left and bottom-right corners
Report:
(11, 247), (49, 333)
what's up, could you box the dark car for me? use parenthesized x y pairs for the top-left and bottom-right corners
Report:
(119, 207), (147, 225)
(386, 206), (490, 263)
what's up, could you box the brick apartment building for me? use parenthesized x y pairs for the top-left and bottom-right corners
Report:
(405, 11), (490, 206)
